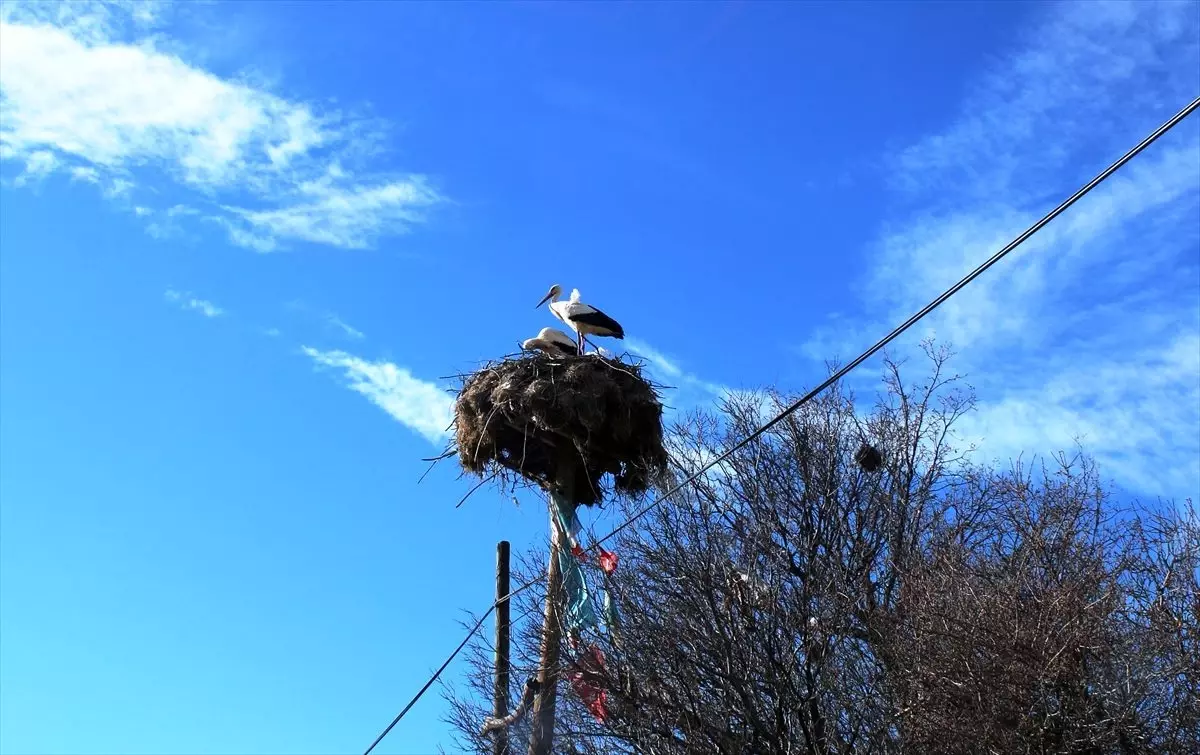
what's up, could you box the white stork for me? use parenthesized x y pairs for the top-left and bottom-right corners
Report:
(534, 284), (625, 353)
(521, 327), (580, 357)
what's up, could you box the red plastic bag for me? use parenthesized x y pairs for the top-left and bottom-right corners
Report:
(597, 547), (618, 574)
(567, 645), (609, 724)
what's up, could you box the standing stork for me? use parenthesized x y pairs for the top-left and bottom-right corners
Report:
(521, 327), (580, 357)
(535, 284), (625, 353)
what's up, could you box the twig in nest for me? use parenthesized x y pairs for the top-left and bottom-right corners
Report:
(418, 446), (457, 484)
(417, 461), (437, 485)
(456, 473), (497, 509)
(480, 677), (541, 737)
(519, 423), (529, 476)
(421, 449), (457, 463)
(473, 403), (503, 465)
(592, 358), (643, 383)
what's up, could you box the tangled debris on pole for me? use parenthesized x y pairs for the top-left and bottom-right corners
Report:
(454, 353), (668, 506)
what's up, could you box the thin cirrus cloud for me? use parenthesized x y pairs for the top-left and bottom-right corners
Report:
(0, 1), (441, 251)
(624, 337), (734, 412)
(164, 288), (224, 318)
(325, 313), (365, 341)
(144, 204), (200, 240)
(11, 149), (57, 186)
(302, 348), (454, 446)
(804, 1), (1200, 499)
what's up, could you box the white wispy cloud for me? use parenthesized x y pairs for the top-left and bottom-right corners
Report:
(325, 313), (365, 341)
(11, 149), (58, 186)
(889, 2), (1199, 203)
(70, 165), (100, 184)
(624, 338), (683, 379)
(219, 170), (440, 252)
(805, 0), (1200, 500)
(164, 288), (224, 318)
(0, 2), (441, 251)
(625, 337), (732, 411)
(957, 331), (1200, 497)
(103, 177), (133, 199)
(143, 203), (199, 240)
(301, 347), (453, 445)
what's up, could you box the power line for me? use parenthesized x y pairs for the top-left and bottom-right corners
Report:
(361, 611), (493, 755)
(361, 94), (1199, 755)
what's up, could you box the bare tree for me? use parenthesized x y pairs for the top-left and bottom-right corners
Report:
(443, 344), (1199, 754)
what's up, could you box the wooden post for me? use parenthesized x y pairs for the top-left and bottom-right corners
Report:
(528, 459), (574, 755)
(494, 541), (511, 755)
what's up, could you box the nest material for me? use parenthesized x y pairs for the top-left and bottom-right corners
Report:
(855, 442), (884, 473)
(455, 354), (668, 506)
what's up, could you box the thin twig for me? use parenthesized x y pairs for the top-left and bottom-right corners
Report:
(473, 404), (503, 465)
(421, 449), (457, 463)
(456, 473), (497, 509)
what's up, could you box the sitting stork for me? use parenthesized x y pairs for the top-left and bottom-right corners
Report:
(521, 327), (580, 357)
(535, 284), (625, 353)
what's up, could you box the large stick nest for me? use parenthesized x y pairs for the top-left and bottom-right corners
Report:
(455, 354), (668, 506)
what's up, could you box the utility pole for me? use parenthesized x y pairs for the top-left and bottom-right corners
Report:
(493, 541), (512, 755)
(528, 458), (574, 755)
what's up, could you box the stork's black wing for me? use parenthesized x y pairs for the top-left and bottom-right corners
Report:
(571, 308), (624, 338)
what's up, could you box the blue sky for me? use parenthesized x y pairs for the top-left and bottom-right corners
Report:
(1, 1), (1197, 753)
